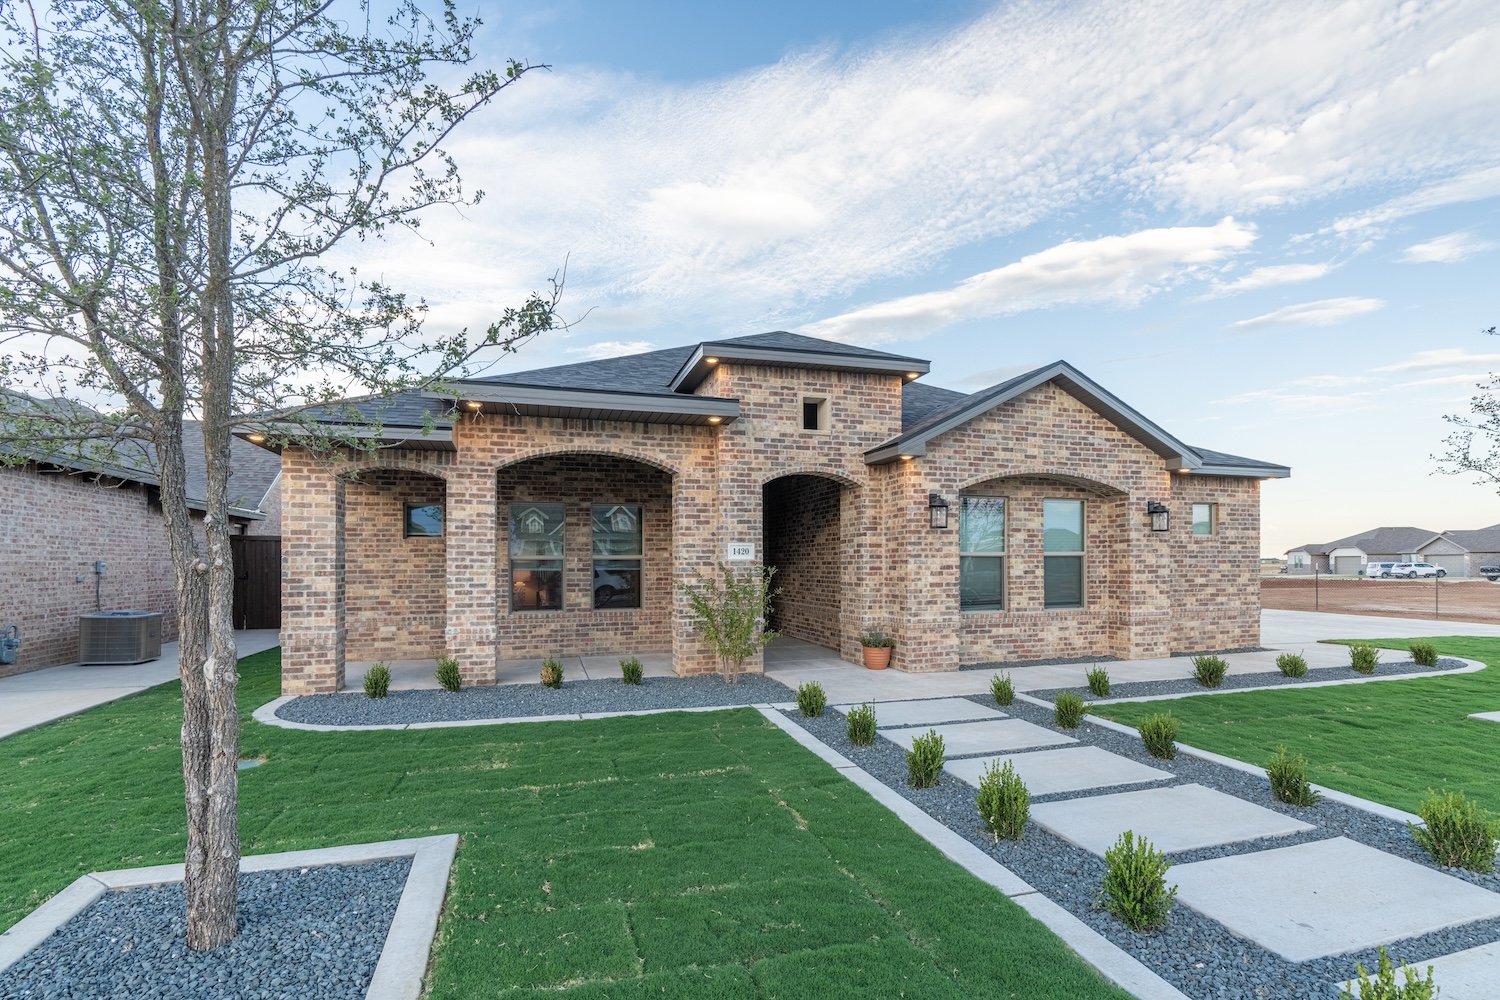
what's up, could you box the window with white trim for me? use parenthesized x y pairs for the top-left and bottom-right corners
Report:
(1192, 503), (1217, 536)
(959, 496), (1005, 611)
(1043, 499), (1084, 609)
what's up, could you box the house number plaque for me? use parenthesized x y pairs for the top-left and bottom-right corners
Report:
(726, 542), (755, 561)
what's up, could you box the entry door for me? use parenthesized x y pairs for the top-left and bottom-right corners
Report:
(231, 536), (282, 629)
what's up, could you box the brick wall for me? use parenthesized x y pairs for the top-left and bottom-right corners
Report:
(1168, 474), (1261, 652)
(0, 465), (179, 675)
(764, 474), (843, 648)
(344, 469), (446, 659)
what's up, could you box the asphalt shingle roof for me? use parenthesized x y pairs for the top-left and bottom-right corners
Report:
(1434, 524), (1500, 553)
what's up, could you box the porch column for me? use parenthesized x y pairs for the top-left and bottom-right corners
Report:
(445, 465), (498, 685)
(892, 461), (962, 672)
(1115, 481), (1173, 658)
(670, 467), (723, 675)
(280, 450), (345, 694)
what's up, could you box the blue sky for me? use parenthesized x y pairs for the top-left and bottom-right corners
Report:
(352, 0), (1500, 556)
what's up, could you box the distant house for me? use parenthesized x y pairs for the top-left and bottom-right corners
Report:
(1417, 524), (1500, 578)
(1284, 526), (1441, 576)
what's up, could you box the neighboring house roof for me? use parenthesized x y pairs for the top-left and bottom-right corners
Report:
(180, 421), (283, 513)
(1284, 526), (1442, 558)
(1428, 523), (1500, 553)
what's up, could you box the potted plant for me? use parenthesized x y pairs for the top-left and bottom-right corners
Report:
(859, 631), (896, 670)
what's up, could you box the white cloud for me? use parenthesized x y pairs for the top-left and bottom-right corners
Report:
(564, 340), (656, 360)
(1399, 232), (1497, 263)
(1216, 387), (1376, 411)
(1231, 297), (1384, 329)
(1408, 372), (1494, 386)
(1213, 262), (1332, 294)
(1289, 374), (1371, 387)
(802, 219), (1256, 343)
(1374, 348), (1500, 372)
(1332, 166), (1500, 235)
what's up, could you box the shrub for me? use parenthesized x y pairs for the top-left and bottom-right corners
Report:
(976, 759), (1030, 842)
(620, 657), (643, 685)
(1338, 947), (1437, 1000)
(858, 631), (896, 648)
(1266, 746), (1320, 807)
(907, 729), (945, 788)
(796, 681), (827, 718)
(539, 657), (563, 689)
(1349, 643), (1380, 674)
(1410, 789), (1500, 872)
(1086, 665), (1111, 698)
(1191, 655), (1227, 688)
(1099, 830), (1177, 931)
(678, 564), (780, 683)
(846, 703), (877, 746)
(435, 656), (462, 693)
(1054, 691), (1086, 729)
(362, 662), (391, 699)
(1138, 713), (1178, 760)
(1276, 652), (1308, 678)
(990, 672), (1015, 707)
(1408, 641), (1438, 668)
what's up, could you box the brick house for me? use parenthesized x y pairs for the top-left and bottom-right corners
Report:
(266, 332), (1289, 695)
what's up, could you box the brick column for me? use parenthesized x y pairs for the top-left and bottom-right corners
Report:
(1113, 478), (1174, 659)
(670, 460), (723, 675)
(892, 460), (963, 672)
(445, 466), (498, 685)
(280, 449), (345, 694)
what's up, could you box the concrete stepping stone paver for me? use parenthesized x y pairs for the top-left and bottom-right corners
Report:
(845, 698), (1005, 728)
(1030, 783), (1315, 856)
(1173, 837), (1500, 963)
(944, 746), (1172, 797)
(879, 719), (1077, 756)
(1334, 940), (1500, 999)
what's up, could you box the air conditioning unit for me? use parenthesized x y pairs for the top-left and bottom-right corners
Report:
(79, 611), (163, 665)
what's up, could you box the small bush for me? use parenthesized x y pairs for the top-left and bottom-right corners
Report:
(1338, 947), (1437, 1000)
(1408, 641), (1438, 668)
(1054, 691), (1086, 729)
(1191, 655), (1227, 688)
(1349, 643), (1380, 674)
(1267, 746), (1320, 807)
(362, 662), (391, 699)
(796, 681), (827, 718)
(990, 672), (1014, 706)
(1411, 789), (1500, 872)
(435, 656), (462, 693)
(858, 630), (896, 648)
(846, 703), (877, 746)
(976, 759), (1030, 842)
(539, 657), (563, 689)
(620, 657), (643, 685)
(1138, 713), (1178, 760)
(1099, 830), (1177, 931)
(907, 729), (945, 788)
(1086, 665), (1111, 698)
(1276, 652), (1308, 678)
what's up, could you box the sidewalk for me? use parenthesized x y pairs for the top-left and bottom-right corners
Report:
(0, 630), (281, 741)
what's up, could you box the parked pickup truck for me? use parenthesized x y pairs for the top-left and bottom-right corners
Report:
(1481, 565), (1500, 582)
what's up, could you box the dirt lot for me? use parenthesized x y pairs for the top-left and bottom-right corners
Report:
(1262, 576), (1500, 624)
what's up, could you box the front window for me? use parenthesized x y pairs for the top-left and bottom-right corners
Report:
(404, 502), (443, 538)
(1043, 499), (1084, 609)
(509, 503), (564, 611)
(959, 496), (1005, 611)
(1192, 503), (1216, 536)
(592, 504), (642, 609)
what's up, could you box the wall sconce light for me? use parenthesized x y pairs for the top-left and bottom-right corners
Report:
(1147, 501), (1170, 532)
(928, 493), (950, 529)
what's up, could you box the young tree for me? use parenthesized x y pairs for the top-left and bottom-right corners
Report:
(0, 1), (558, 949)
(678, 564), (780, 683)
(1437, 326), (1500, 489)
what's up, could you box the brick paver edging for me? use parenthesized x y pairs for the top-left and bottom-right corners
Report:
(0, 835), (459, 1000)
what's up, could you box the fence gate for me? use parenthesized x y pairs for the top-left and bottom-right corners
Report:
(231, 536), (282, 630)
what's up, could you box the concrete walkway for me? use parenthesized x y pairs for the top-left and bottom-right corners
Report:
(0, 630), (281, 741)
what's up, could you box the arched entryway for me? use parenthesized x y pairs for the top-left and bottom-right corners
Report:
(762, 473), (853, 654)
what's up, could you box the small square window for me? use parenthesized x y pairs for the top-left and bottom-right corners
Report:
(801, 396), (829, 432)
(1192, 503), (1217, 536)
(404, 502), (443, 537)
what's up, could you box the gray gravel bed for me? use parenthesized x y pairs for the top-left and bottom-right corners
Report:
(0, 859), (411, 1000)
(960, 654), (1121, 671)
(277, 674), (794, 727)
(787, 698), (1500, 1000)
(1028, 656), (1465, 703)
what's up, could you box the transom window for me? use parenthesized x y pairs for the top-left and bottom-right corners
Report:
(959, 496), (1006, 611)
(1043, 499), (1084, 609)
(1192, 503), (1217, 536)
(509, 503), (564, 611)
(592, 504), (643, 609)
(403, 502), (443, 538)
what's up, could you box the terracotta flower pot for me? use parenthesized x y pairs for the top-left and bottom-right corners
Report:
(862, 646), (892, 670)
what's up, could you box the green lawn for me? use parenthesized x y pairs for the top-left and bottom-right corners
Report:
(1094, 636), (1500, 815)
(0, 650), (1128, 999)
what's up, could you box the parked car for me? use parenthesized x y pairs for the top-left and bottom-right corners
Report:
(1390, 562), (1446, 579)
(1364, 562), (1398, 579)
(1480, 565), (1500, 582)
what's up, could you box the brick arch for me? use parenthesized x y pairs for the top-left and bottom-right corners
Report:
(332, 453), (455, 483)
(758, 466), (862, 491)
(958, 466), (1130, 497)
(495, 447), (679, 478)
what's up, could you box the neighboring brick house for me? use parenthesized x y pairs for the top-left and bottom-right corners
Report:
(0, 417), (282, 676)
(263, 332), (1289, 694)
(1417, 525), (1500, 578)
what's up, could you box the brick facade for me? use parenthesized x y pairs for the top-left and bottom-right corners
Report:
(345, 469), (446, 660)
(277, 363), (1268, 692)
